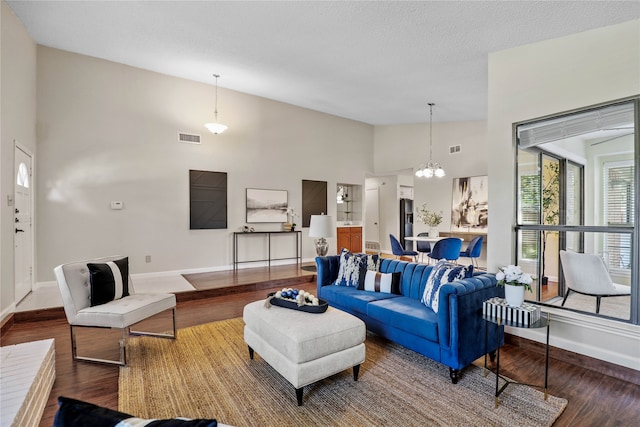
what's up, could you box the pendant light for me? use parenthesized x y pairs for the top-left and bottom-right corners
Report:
(415, 103), (445, 178)
(205, 74), (228, 134)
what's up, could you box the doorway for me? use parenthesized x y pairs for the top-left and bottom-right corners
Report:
(14, 144), (34, 303)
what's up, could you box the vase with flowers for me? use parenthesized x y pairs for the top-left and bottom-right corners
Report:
(415, 203), (443, 237)
(496, 265), (533, 307)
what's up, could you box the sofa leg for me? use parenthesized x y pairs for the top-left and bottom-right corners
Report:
(489, 351), (497, 363)
(248, 346), (254, 360)
(296, 387), (303, 406)
(353, 364), (360, 381)
(449, 368), (460, 384)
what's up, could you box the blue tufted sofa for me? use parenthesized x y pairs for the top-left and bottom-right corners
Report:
(316, 256), (504, 383)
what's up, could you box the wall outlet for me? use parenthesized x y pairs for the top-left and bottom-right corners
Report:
(145, 255), (151, 263)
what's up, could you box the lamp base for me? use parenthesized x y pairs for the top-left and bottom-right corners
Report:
(314, 238), (329, 256)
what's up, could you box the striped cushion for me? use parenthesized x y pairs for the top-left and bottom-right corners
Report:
(361, 271), (401, 294)
(87, 257), (130, 306)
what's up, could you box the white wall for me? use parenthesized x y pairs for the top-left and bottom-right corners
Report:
(373, 121), (488, 246)
(34, 47), (373, 282)
(487, 20), (640, 370)
(1, 1), (37, 315)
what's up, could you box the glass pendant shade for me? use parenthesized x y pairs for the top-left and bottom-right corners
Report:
(205, 122), (228, 134)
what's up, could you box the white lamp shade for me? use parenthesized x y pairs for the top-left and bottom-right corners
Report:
(205, 122), (228, 134)
(309, 215), (334, 238)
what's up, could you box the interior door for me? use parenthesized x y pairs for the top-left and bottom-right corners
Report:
(365, 188), (380, 249)
(14, 146), (33, 303)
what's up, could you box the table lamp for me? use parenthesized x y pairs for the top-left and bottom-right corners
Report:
(309, 214), (334, 256)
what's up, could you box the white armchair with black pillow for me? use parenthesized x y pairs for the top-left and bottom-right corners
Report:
(54, 256), (177, 366)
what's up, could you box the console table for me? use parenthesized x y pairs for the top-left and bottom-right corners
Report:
(233, 231), (302, 269)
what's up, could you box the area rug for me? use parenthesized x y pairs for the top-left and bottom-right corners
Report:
(119, 318), (567, 426)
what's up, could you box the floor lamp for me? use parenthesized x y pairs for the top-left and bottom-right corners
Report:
(309, 214), (334, 256)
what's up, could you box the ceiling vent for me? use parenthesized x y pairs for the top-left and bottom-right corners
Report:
(449, 145), (461, 154)
(178, 132), (201, 144)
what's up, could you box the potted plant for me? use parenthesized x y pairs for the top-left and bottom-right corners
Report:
(415, 203), (443, 237)
(496, 265), (533, 307)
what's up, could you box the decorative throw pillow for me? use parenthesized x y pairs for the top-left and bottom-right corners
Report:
(362, 253), (380, 272)
(53, 396), (218, 427)
(334, 249), (366, 287)
(421, 261), (472, 313)
(360, 270), (401, 294)
(87, 257), (130, 307)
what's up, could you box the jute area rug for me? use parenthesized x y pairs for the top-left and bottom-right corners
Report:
(119, 318), (567, 427)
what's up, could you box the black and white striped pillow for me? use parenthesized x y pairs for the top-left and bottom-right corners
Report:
(87, 257), (130, 306)
(360, 270), (401, 294)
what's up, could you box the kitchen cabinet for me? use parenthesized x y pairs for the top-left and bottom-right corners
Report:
(337, 226), (362, 253)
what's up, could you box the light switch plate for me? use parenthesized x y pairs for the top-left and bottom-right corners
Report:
(110, 201), (123, 210)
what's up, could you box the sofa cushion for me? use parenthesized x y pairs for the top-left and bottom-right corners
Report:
(87, 257), (129, 307)
(367, 297), (439, 342)
(421, 261), (472, 313)
(334, 250), (380, 287)
(320, 285), (399, 315)
(334, 249), (365, 287)
(360, 271), (401, 295)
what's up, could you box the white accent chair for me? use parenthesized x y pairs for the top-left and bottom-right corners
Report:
(54, 256), (177, 366)
(559, 250), (631, 314)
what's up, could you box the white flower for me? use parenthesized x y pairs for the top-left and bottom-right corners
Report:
(496, 264), (533, 292)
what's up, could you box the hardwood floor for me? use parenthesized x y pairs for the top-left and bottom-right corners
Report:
(2, 270), (639, 426)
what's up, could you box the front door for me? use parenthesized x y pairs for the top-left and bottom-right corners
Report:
(14, 145), (33, 303)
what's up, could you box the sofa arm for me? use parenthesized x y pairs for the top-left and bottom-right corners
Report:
(316, 255), (341, 292)
(437, 273), (504, 368)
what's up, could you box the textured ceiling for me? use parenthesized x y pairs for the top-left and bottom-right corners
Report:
(7, 1), (640, 125)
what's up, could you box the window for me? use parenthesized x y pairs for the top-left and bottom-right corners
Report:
(515, 99), (637, 323)
(604, 161), (634, 272)
(17, 162), (29, 188)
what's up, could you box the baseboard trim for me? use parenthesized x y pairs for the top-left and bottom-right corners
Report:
(506, 333), (640, 386)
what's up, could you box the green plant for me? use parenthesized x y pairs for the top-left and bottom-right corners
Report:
(415, 203), (443, 227)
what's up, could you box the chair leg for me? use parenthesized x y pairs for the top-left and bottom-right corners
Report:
(71, 307), (177, 367)
(70, 324), (127, 366)
(129, 307), (178, 339)
(561, 289), (571, 307)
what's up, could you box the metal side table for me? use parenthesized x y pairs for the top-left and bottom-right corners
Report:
(483, 312), (550, 408)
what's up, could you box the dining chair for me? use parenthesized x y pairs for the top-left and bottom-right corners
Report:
(427, 238), (463, 263)
(389, 234), (418, 261)
(416, 232), (432, 263)
(459, 235), (483, 267)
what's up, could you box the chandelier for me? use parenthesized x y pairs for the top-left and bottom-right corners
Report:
(204, 74), (228, 134)
(415, 103), (445, 178)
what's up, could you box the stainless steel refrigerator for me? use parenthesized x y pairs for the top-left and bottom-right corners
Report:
(400, 198), (413, 251)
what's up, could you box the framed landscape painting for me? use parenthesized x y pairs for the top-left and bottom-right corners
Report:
(246, 188), (288, 223)
(450, 175), (488, 233)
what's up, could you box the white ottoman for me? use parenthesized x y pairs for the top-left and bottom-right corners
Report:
(243, 300), (366, 405)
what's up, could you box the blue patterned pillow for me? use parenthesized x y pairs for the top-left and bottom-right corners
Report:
(421, 261), (473, 313)
(334, 249), (366, 287)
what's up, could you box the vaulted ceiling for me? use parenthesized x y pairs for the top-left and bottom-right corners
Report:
(7, 1), (640, 124)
